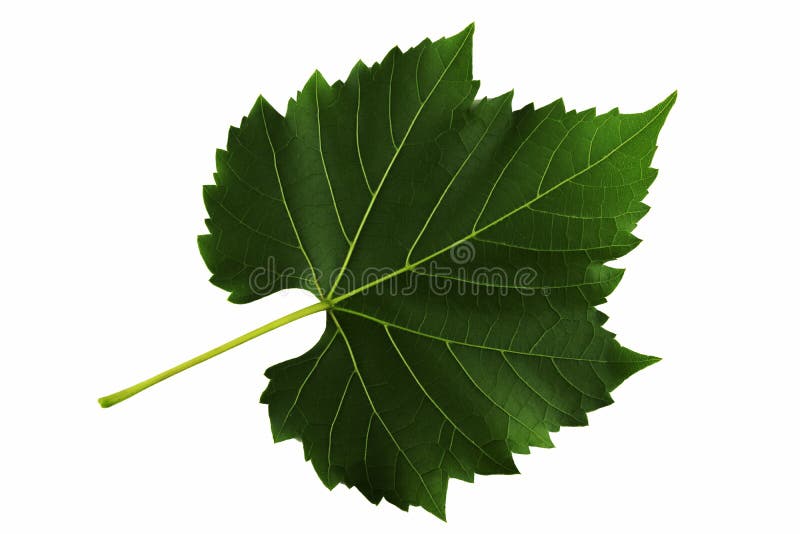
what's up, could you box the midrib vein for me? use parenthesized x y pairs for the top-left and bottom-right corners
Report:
(334, 306), (610, 363)
(329, 311), (444, 517)
(329, 94), (674, 306)
(326, 28), (473, 300)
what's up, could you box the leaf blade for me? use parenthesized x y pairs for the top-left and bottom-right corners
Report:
(202, 25), (674, 517)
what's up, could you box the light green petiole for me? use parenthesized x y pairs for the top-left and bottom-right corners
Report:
(97, 300), (331, 408)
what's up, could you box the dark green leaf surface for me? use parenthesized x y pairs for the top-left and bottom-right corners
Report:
(199, 24), (674, 518)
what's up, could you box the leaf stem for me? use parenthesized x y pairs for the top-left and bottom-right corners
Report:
(97, 300), (331, 408)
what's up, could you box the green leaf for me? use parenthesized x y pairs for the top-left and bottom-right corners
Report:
(198, 24), (674, 518)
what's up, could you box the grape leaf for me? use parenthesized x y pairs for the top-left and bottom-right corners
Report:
(198, 24), (674, 518)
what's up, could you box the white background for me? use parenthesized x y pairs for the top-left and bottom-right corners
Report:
(1, 1), (798, 532)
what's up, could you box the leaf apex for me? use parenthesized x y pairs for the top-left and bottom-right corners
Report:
(658, 90), (678, 112)
(642, 354), (662, 367)
(444, 22), (475, 47)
